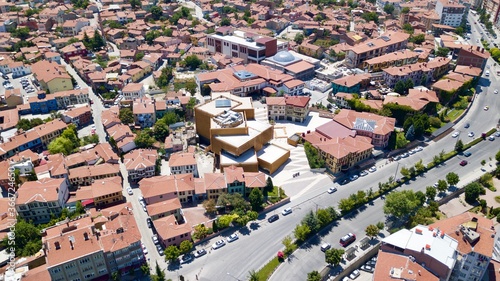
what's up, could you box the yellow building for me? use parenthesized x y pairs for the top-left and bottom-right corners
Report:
(90, 176), (123, 207)
(31, 60), (73, 94)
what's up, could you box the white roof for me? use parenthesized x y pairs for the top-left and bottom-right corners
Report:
(382, 225), (458, 269)
(257, 144), (289, 164)
(220, 149), (258, 165)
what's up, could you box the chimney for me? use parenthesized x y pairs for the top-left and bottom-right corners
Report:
(69, 239), (74, 250)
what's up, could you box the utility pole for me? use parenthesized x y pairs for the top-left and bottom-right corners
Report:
(394, 161), (400, 181)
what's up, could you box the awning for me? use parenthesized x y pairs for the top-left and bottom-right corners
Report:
(82, 199), (94, 206)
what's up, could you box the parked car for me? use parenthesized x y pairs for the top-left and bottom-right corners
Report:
(152, 235), (159, 244)
(489, 135), (495, 141)
(227, 234), (239, 243)
(194, 249), (207, 258)
(141, 243), (148, 255)
(368, 167), (377, 173)
(463, 151), (472, 157)
(268, 214), (279, 223)
(464, 123), (470, 128)
(495, 131), (500, 137)
(156, 244), (164, 256)
(146, 218), (152, 228)
(468, 132), (475, 137)
(340, 179), (350, 185)
(328, 187), (337, 194)
(460, 160), (468, 166)
(212, 239), (226, 250)
(349, 269), (360, 279)
(452, 132), (460, 138)
(339, 233), (356, 247)
(401, 152), (410, 158)
(320, 243), (331, 252)
(359, 170), (368, 177)
(180, 254), (193, 264)
(126, 187), (133, 195)
(349, 174), (359, 181)
(282, 208), (292, 216)
(360, 264), (374, 272)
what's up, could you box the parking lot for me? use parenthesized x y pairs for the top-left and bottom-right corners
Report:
(2, 73), (40, 103)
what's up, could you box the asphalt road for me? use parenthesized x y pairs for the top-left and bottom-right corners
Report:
(269, 133), (499, 281)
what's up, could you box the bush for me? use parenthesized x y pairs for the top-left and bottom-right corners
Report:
(429, 117), (441, 128)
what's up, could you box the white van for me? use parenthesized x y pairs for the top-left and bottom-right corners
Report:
(486, 70), (490, 76)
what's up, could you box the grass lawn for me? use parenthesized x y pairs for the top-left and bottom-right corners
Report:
(446, 108), (464, 122)
(256, 257), (281, 281)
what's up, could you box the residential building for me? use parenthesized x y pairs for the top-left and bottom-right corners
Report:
(484, 0), (500, 26)
(60, 42), (88, 62)
(153, 215), (192, 248)
(345, 31), (410, 68)
(105, 124), (136, 153)
(61, 105), (92, 127)
(9, 61), (31, 78)
(331, 74), (371, 95)
(435, 0), (466, 27)
(283, 80), (305, 96)
(363, 49), (421, 72)
(146, 198), (182, 221)
(169, 152), (199, 177)
(35, 154), (70, 186)
(62, 19), (90, 37)
(298, 42), (324, 59)
(133, 98), (156, 129)
(204, 172), (227, 201)
(68, 163), (121, 186)
(3, 88), (23, 107)
(224, 165), (246, 196)
(430, 212), (494, 281)
(53, 88), (90, 108)
(206, 27), (288, 63)
(15, 178), (69, 224)
(28, 92), (59, 114)
(266, 96), (286, 121)
(266, 95), (310, 122)
(31, 60), (73, 93)
(456, 46), (490, 70)
(139, 173), (195, 205)
(122, 83), (145, 100)
(124, 149), (158, 182)
(383, 88), (440, 111)
(9, 156), (34, 176)
(0, 108), (18, 131)
(90, 176), (123, 207)
(383, 57), (451, 89)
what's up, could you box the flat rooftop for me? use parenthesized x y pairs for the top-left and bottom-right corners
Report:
(220, 148), (258, 166)
(257, 144), (290, 164)
(211, 31), (266, 50)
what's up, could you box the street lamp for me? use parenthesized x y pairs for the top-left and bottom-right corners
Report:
(393, 161), (400, 181)
(227, 272), (241, 281)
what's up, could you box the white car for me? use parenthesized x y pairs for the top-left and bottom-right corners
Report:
(126, 187), (133, 195)
(452, 132), (460, 138)
(368, 167), (377, 173)
(484, 106), (489, 111)
(494, 89), (498, 94)
(349, 269), (361, 279)
(282, 208), (292, 216)
(141, 243), (148, 254)
(468, 132), (475, 137)
(328, 187), (338, 194)
(489, 135), (495, 141)
(212, 239), (226, 249)
(359, 170), (368, 177)
(227, 234), (239, 243)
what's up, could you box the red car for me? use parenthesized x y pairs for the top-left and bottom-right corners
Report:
(460, 160), (468, 166)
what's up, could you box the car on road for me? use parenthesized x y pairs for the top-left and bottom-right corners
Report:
(460, 160), (468, 166)
(339, 233), (356, 247)
(194, 249), (207, 258)
(156, 244), (164, 256)
(227, 234), (239, 243)
(142, 243), (148, 255)
(360, 264), (374, 272)
(349, 269), (361, 279)
(433, 182), (439, 188)
(484, 106), (489, 111)
(495, 89), (498, 94)
(320, 243), (331, 252)
(481, 167), (487, 172)
(468, 132), (475, 137)
(328, 187), (338, 194)
(126, 187), (133, 195)
(359, 170), (368, 177)
(489, 135), (495, 141)
(268, 214), (279, 223)
(464, 123), (470, 128)
(349, 175), (359, 181)
(212, 239), (226, 250)
(368, 166), (377, 173)
(495, 131), (500, 137)
(146, 218), (152, 228)
(152, 235), (159, 244)
(180, 254), (193, 264)
(452, 131), (460, 138)
(463, 151), (472, 157)
(282, 208), (292, 216)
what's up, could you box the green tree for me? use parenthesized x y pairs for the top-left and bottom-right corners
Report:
(92, 30), (105, 51)
(184, 55), (202, 70)
(11, 27), (31, 40)
(383, 190), (423, 217)
(119, 108), (134, 124)
(48, 136), (75, 155)
(446, 172), (460, 186)
(164, 245), (180, 262)
(202, 199), (217, 214)
(302, 210), (319, 233)
(193, 224), (208, 240)
(217, 214), (237, 228)
(294, 33), (305, 44)
(134, 129), (155, 148)
(401, 7), (410, 13)
(150, 6), (163, 20)
(154, 262), (165, 281)
(248, 188), (264, 211)
(338, 198), (356, 214)
(414, 159), (425, 174)
(361, 12), (379, 23)
(293, 223), (311, 242)
(400, 167), (411, 179)
(135, 51), (145, 61)
(179, 240), (193, 254)
(384, 3), (395, 15)
(220, 18), (231, 26)
(496, 150), (500, 162)
(304, 142), (325, 168)
(307, 271), (322, 281)
(316, 208), (333, 228)
(464, 182), (484, 204)
(435, 47), (450, 57)
(266, 177), (274, 192)
(437, 179), (448, 193)
(130, 0), (141, 9)
(426, 186), (437, 201)
(248, 270), (259, 281)
(282, 235), (295, 256)
(403, 23), (414, 34)
(156, 66), (173, 88)
(394, 80), (406, 95)
(111, 271), (121, 281)
(145, 30), (161, 45)
(2, 219), (42, 257)
(153, 118), (170, 141)
(365, 224), (379, 239)
(325, 248), (345, 266)
(141, 264), (150, 276)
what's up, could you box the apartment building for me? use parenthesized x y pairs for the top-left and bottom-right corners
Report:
(383, 57), (451, 88)
(61, 43), (89, 62)
(153, 215), (192, 248)
(44, 203), (144, 281)
(146, 198), (182, 221)
(9, 61), (31, 78)
(28, 92), (59, 114)
(331, 73), (371, 95)
(105, 124), (137, 153)
(68, 163), (121, 187)
(15, 178), (69, 224)
(345, 31), (410, 68)
(205, 172), (228, 201)
(90, 176), (123, 207)
(35, 154), (70, 186)
(31, 60), (72, 94)
(435, 0), (466, 27)
(139, 173), (195, 204)
(283, 80), (305, 96)
(168, 152), (199, 177)
(206, 27), (288, 64)
(124, 149), (158, 182)
(265, 95), (310, 122)
(62, 19), (90, 37)
(121, 83), (145, 100)
(53, 88), (90, 109)
(456, 46), (490, 70)
(133, 99), (156, 129)
(484, 0), (500, 26)
(266, 97), (286, 121)
(363, 49), (421, 72)
(62, 106), (92, 128)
